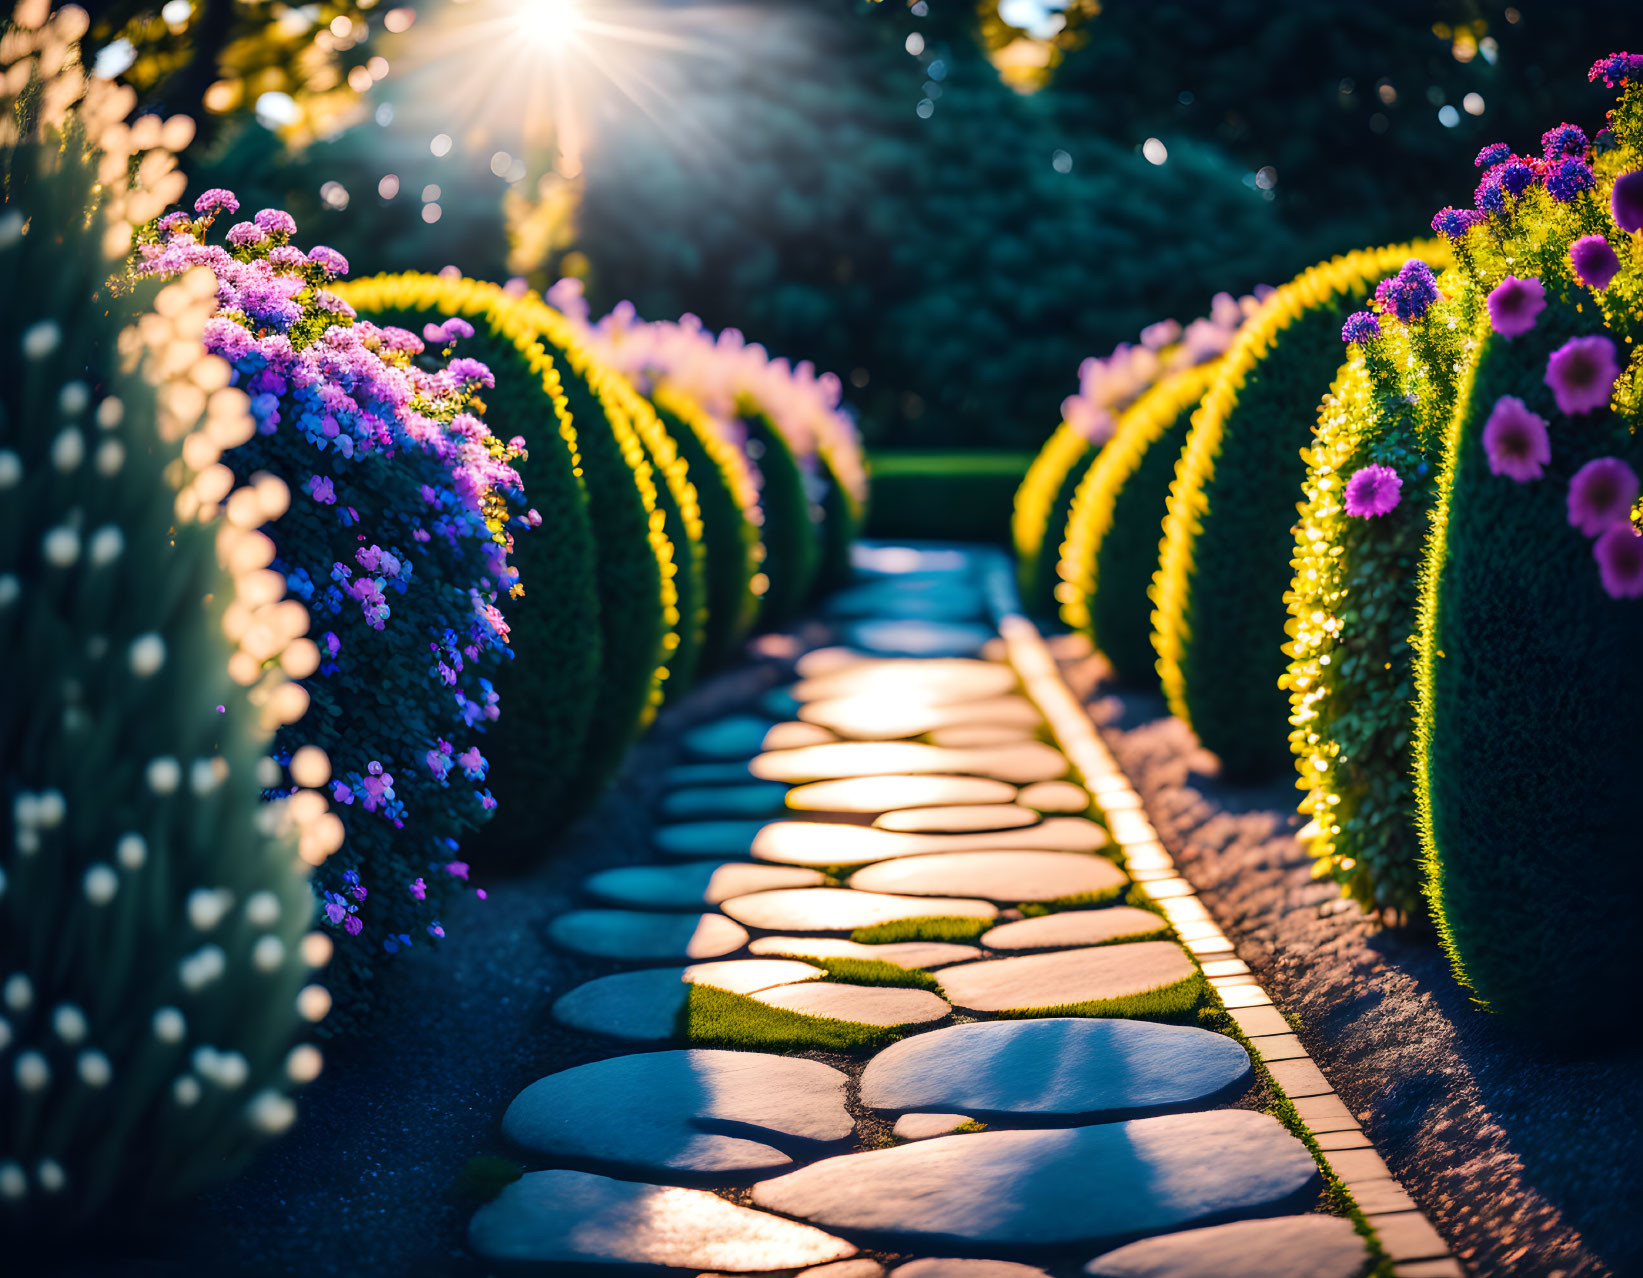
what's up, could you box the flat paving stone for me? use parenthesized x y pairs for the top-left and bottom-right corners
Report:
(750, 817), (1108, 868)
(469, 1169), (858, 1270)
(549, 910), (749, 962)
(751, 741), (1068, 786)
(981, 907), (1169, 952)
(859, 1018), (1250, 1120)
(552, 962), (825, 1042)
(843, 619), (995, 658)
(752, 981), (951, 1027)
(937, 940), (1196, 1014)
(793, 659), (1019, 706)
(893, 1113), (973, 1141)
(722, 887), (997, 933)
(683, 715), (780, 761)
(801, 694), (1044, 742)
(896, 1262), (1051, 1278)
(828, 582), (987, 623)
(750, 935), (983, 969)
(503, 1050), (855, 1179)
(849, 850), (1127, 904)
(662, 782), (794, 821)
(795, 646), (873, 678)
(656, 820), (766, 860)
(874, 804), (1040, 833)
(926, 724), (1036, 748)
(1017, 780), (1091, 813)
(787, 774), (1018, 814)
(750, 1110), (1319, 1249)
(585, 861), (826, 909)
(665, 761), (758, 788)
(1083, 1214), (1370, 1278)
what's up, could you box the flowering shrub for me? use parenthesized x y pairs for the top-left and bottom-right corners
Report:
(1058, 361), (1221, 687)
(1411, 57), (1643, 1033)
(1151, 242), (1449, 782)
(1014, 292), (1263, 616)
(0, 5), (320, 1233)
(1281, 264), (1476, 919)
(132, 208), (529, 1022)
(553, 281), (866, 623)
(333, 274), (685, 845)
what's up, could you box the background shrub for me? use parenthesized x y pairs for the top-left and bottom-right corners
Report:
(1283, 275), (1476, 919)
(0, 10), (318, 1231)
(1152, 242), (1447, 781)
(1060, 362), (1218, 687)
(331, 274), (605, 860)
(135, 217), (527, 1021)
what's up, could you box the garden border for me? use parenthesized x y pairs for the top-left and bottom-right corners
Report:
(978, 550), (1463, 1278)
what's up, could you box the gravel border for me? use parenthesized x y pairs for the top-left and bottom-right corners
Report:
(1056, 638), (1643, 1278)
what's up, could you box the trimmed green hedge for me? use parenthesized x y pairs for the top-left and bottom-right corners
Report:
(653, 388), (764, 668)
(1013, 423), (1100, 617)
(815, 445), (868, 597)
(1153, 243), (1447, 781)
(1061, 364), (1216, 687)
(335, 275), (604, 853)
(1417, 297), (1643, 1033)
(867, 451), (1036, 546)
(743, 409), (820, 627)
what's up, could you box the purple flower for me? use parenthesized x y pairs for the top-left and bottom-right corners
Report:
(442, 317), (475, 341)
(344, 915), (364, 937)
(308, 474), (336, 504)
(445, 860), (470, 880)
(1344, 464), (1402, 518)
(1570, 235), (1622, 291)
(1594, 524), (1643, 598)
(1566, 457), (1639, 536)
(193, 188), (240, 216)
(448, 357), (494, 388)
(1541, 124), (1589, 159)
(253, 208), (298, 235)
(1378, 260), (1440, 323)
(1545, 335), (1621, 416)
(1341, 310), (1381, 345)
(226, 221), (267, 249)
(1476, 162), (1535, 216)
(427, 922), (445, 939)
(1482, 396), (1551, 482)
(409, 877), (427, 901)
(1612, 171), (1643, 234)
(1486, 276), (1546, 339)
(1475, 143), (1512, 168)
(1431, 207), (1484, 239)
(1589, 52), (1643, 88)
(308, 245), (349, 277)
(1545, 157), (1596, 204)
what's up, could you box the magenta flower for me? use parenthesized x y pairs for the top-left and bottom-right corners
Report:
(226, 221), (268, 248)
(1613, 170), (1643, 234)
(1566, 457), (1639, 536)
(1545, 335), (1621, 416)
(254, 208), (298, 235)
(1486, 276), (1546, 339)
(1594, 524), (1643, 598)
(1570, 236), (1621, 291)
(1343, 464), (1403, 518)
(344, 915), (364, 937)
(1341, 311), (1381, 345)
(409, 878), (427, 901)
(308, 245), (349, 277)
(193, 188), (239, 216)
(1482, 396), (1551, 482)
(445, 860), (470, 880)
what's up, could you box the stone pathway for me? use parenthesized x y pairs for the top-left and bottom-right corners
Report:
(474, 545), (1460, 1276)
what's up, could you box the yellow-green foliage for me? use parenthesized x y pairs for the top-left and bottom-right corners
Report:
(1414, 95), (1643, 1032)
(1282, 275), (1478, 919)
(1013, 421), (1099, 615)
(1060, 363), (1218, 686)
(652, 384), (765, 667)
(1152, 242), (1449, 780)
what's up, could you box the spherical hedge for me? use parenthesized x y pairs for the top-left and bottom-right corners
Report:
(1282, 273), (1477, 919)
(1152, 241), (1448, 781)
(1013, 422), (1102, 617)
(743, 408), (821, 628)
(1060, 362), (1219, 687)
(814, 442), (867, 598)
(1, 14), (316, 1230)
(330, 274), (604, 858)
(653, 385), (765, 666)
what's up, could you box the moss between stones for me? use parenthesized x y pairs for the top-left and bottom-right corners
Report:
(849, 915), (995, 945)
(678, 983), (909, 1053)
(1014, 883), (1129, 916)
(998, 972), (1209, 1025)
(765, 956), (942, 992)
